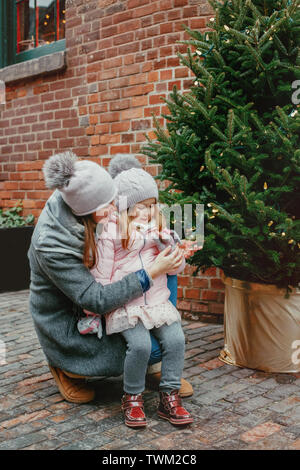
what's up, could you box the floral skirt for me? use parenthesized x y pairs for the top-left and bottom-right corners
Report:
(105, 300), (181, 335)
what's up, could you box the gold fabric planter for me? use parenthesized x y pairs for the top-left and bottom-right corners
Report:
(219, 274), (300, 373)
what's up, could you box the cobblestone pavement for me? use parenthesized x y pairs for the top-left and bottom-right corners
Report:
(0, 290), (299, 451)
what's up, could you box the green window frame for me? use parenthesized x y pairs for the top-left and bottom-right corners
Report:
(0, 0), (66, 69)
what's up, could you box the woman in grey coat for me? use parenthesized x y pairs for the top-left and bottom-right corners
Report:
(28, 151), (190, 403)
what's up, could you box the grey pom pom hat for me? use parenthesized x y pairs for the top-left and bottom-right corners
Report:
(108, 154), (159, 210)
(43, 151), (117, 216)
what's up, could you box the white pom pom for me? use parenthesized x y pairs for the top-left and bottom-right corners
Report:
(108, 154), (142, 179)
(43, 151), (78, 189)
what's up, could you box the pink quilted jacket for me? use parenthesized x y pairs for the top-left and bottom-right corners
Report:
(90, 212), (186, 308)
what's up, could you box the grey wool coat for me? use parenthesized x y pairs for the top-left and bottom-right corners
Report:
(27, 190), (145, 377)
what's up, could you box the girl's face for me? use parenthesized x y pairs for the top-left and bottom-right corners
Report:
(92, 202), (116, 224)
(129, 198), (157, 224)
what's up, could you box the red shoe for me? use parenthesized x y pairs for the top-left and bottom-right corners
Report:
(121, 393), (147, 428)
(158, 390), (194, 426)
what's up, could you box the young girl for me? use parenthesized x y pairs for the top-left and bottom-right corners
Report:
(78, 155), (194, 428)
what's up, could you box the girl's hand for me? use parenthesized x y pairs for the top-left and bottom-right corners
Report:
(180, 239), (203, 259)
(147, 245), (184, 279)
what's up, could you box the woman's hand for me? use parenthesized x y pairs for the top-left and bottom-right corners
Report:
(147, 245), (184, 279)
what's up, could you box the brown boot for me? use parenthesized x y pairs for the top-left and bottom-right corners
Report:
(145, 372), (194, 398)
(49, 366), (95, 404)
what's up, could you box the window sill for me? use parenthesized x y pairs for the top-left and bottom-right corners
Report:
(0, 50), (66, 84)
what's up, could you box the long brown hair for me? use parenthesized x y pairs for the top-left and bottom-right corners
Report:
(78, 214), (98, 269)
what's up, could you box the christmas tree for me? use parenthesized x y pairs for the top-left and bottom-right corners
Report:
(142, 0), (300, 295)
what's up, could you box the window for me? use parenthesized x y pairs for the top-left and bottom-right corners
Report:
(0, 0), (66, 69)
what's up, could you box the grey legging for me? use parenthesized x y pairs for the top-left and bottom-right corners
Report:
(121, 321), (185, 395)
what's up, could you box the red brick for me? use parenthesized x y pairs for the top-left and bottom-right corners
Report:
(121, 107), (144, 120)
(132, 96), (148, 107)
(190, 18), (206, 29)
(160, 69), (173, 80)
(95, 124), (110, 134)
(119, 43), (140, 55)
(202, 267), (217, 277)
(110, 99), (130, 111)
(149, 94), (166, 105)
(33, 84), (49, 95)
(120, 64), (140, 77)
(160, 22), (173, 34)
(144, 106), (160, 117)
(111, 122), (130, 133)
(109, 77), (130, 90)
(86, 126), (95, 135)
(160, 0), (173, 11)
(183, 6), (198, 17)
(174, 0), (188, 5)
(91, 135), (100, 145)
(201, 290), (219, 301)
(185, 288), (200, 299)
(210, 278), (225, 289)
(177, 276), (190, 286)
(99, 134), (120, 144)
(113, 32), (134, 46)
(175, 67), (189, 78)
(160, 46), (173, 57)
(191, 302), (209, 313)
(131, 119), (151, 130)
(4, 181), (19, 190)
(89, 146), (109, 156)
(192, 278), (209, 288)
(100, 112), (120, 123)
(133, 3), (159, 18)
(121, 134), (134, 143)
(119, 19), (141, 34)
(177, 300), (191, 311)
(111, 145), (130, 154)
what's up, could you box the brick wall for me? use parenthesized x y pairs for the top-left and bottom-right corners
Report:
(0, 0), (224, 322)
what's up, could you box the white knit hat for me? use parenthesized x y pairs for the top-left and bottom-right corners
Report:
(108, 154), (159, 210)
(43, 151), (117, 216)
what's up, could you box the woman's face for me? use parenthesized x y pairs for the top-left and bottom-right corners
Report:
(92, 202), (116, 225)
